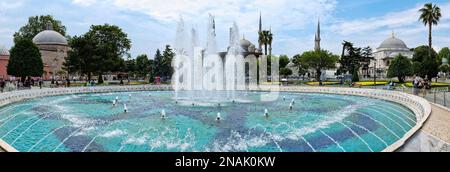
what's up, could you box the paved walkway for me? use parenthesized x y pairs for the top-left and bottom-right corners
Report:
(399, 104), (450, 152)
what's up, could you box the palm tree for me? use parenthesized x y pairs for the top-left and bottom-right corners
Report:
(419, 3), (442, 57)
(258, 31), (266, 54)
(267, 31), (273, 56)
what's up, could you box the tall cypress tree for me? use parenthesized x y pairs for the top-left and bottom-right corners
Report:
(7, 39), (44, 80)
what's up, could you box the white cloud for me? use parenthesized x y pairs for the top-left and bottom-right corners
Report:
(72, 0), (98, 6)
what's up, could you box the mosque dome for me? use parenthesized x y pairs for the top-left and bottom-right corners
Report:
(240, 38), (255, 52)
(32, 22), (68, 46)
(0, 45), (9, 56)
(378, 33), (409, 50)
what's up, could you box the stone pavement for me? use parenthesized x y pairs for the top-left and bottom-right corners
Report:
(399, 104), (450, 152)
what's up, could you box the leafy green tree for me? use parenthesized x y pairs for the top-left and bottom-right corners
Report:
(64, 35), (97, 81)
(292, 54), (309, 80)
(85, 24), (131, 83)
(412, 45), (439, 79)
(153, 49), (163, 78)
(7, 39), (44, 80)
(161, 45), (175, 79)
(412, 61), (423, 76)
(338, 41), (373, 80)
(413, 45), (437, 62)
(278, 55), (290, 68)
(135, 54), (150, 78)
(387, 54), (412, 83)
(297, 50), (339, 84)
(14, 15), (66, 43)
(438, 47), (450, 63)
(419, 3), (441, 57)
(280, 68), (293, 78)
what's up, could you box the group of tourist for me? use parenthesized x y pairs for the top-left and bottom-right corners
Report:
(412, 75), (431, 95)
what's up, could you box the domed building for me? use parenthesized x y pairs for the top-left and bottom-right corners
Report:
(0, 45), (10, 80)
(370, 33), (413, 78)
(32, 22), (69, 80)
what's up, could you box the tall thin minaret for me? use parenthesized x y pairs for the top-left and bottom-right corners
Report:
(213, 18), (216, 36)
(314, 19), (321, 51)
(259, 12), (262, 33)
(258, 12), (263, 51)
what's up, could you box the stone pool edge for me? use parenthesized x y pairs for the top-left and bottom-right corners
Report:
(0, 85), (431, 152)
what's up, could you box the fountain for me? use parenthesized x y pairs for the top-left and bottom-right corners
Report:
(264, 109), (269, 117)
(161, 110), (166, 119)
(123, 104), (128, 113)
(216, 112), (221, 121)
(172, 15), (249, 105)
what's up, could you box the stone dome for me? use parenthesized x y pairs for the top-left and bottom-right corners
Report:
(378, 35), (408, 50)
(32, 22), (68, 46)
(240, 38), (254, 52)
(0, 45), (9, 56)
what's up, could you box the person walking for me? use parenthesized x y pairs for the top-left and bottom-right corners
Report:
(0, 79), (5, 93)
(39, 78), (43, 89)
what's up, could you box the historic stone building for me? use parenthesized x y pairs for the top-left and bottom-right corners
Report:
(32, 22), (69, 80)
(370, 33), (413, 78)
(0, 45), (10, 80)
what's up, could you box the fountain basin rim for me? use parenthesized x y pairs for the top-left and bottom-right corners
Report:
(0, 85), (431, 152)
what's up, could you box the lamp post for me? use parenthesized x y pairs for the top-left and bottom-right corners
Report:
(374, 60), (377, 89)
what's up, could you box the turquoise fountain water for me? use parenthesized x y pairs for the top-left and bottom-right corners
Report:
(0, 91), (416, 152)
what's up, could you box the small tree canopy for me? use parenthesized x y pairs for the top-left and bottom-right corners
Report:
(7, 39), (43, 78)
(297, 50), (339, 82)
(387, 54), (412, 83)
(14, 15), (66, 43)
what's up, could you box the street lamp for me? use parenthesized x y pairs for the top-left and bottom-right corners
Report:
(374, 60), (377, 89)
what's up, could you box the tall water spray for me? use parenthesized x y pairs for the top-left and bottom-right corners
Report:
(172, 15), (249, 104)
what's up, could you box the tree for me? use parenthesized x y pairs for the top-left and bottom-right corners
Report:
(161, 45), (175, 79)
(125, 57), (136, 77)
(387, 54), (412, 83)
(258, 30), (272, 55)
(438, 47), (450, 64)
(85, 24), (131, 83)
(292, 54), (309, 80)
(412, 45), (439, 79)
(412, 61), (423, 76)
(14, 15), (66, 43)
(298, 50), (339, 84)
(278, 55), (290, 68)
(338, 41), (372, 80)
(153, 49), (163, 78)
(64, 35), (97, 81)
(7, 39), (43, 80)
(419, 3), (441, 57)
(280, 68), (293, 78)
(135, 54), (150, 78)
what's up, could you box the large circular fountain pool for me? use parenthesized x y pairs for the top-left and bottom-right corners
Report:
(0, 91), (416, 152)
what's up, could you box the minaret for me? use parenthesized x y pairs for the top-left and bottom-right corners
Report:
(258, 12), (263, 52)
(314, 19), (321, 51)
(46, 21), (53, 30)
(213, 18), (216, 36)
(269, 26), (272, 56)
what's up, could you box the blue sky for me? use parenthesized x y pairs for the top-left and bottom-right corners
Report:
(1, 0), (450, 58)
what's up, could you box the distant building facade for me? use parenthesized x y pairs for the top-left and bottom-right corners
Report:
(370, 33), (413, 78)
(0, 45), (10, 80)
(32, 22), (69, 80)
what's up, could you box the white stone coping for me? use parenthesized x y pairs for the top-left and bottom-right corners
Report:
(0, 85), (431, 152)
